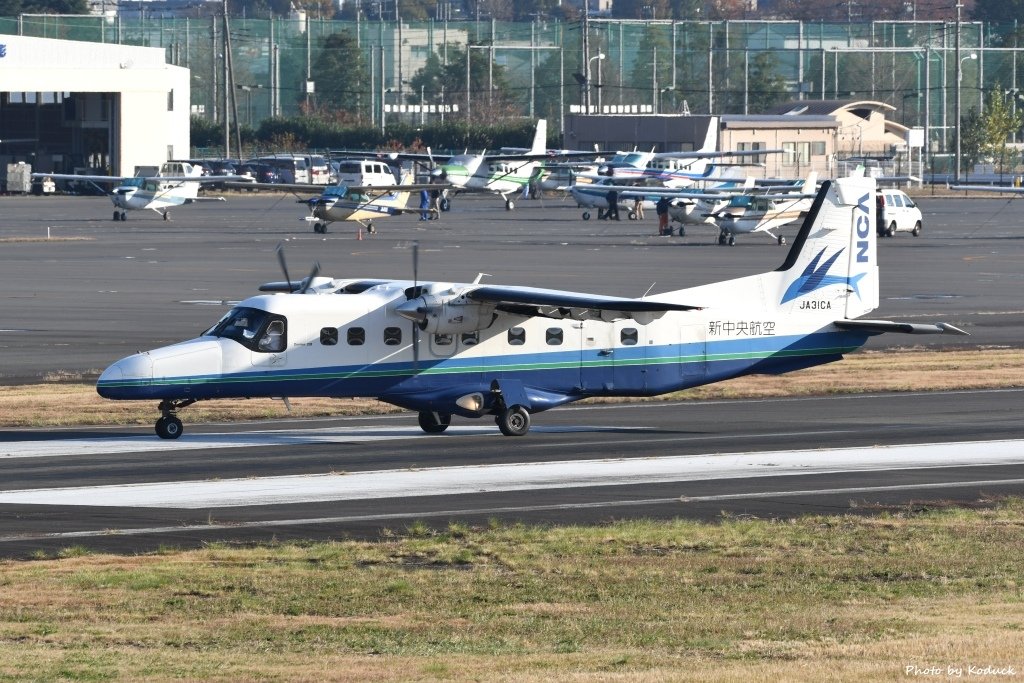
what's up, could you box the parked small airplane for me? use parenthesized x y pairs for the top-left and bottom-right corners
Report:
(228, 166), (442, 234)
(31, 161), (238, 221)
(702, 172), (819, 246)
(574, 118), (778, 189)
(339, 119), (604, 210)
(96, 175), (965, 439)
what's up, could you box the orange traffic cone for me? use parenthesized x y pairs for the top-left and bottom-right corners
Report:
(357, 226), (363, 240)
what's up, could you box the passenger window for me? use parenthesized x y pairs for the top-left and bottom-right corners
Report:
(508, 327), (526, 346)
(384, 327), (402, 346)
(320, 327), (338, 346)
(621, 328), (638, 346)
(347, 327), (365, 346)
(461, 332), (479, 346)
(258, 319), (286, 353)
(546, 328), (563, 345)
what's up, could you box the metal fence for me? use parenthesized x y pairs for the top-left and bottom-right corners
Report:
(3, 15), (1022, 160)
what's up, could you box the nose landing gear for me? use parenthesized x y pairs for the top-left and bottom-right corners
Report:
(155, 398), (196, 439)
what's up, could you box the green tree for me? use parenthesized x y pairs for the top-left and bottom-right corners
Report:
(308, 31), (369, 119)
(959, 88), (1024, 174)
(1, 0), (86, 13)
(406, 43), (513, 121)
(970, 0), (1024, 23)
(746, 51), (789, 114)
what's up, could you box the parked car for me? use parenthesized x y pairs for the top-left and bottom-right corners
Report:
(238, 163), (280, 185)
(876, 189), (923, 237)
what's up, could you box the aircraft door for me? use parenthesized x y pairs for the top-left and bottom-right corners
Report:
(678, 322), (706, 384)
(579, 320), (646, 393)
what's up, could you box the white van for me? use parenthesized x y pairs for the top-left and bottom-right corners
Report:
(333, 159), (400, 187)
(876, 189), (923, 237)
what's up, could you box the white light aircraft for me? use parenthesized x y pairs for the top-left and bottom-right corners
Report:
(229, 172), (439, 234)
(340, 119), (604, 211)
(698, 171), (819, 246)
(31, 162), (238, 221)
(575, 117), (777, 188)
(96, 175), (966, 439)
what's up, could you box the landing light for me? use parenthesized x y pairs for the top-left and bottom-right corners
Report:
(456, 392), (485, 412)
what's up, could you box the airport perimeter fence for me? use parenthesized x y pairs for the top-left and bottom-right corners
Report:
(3, 15), (1024, 162)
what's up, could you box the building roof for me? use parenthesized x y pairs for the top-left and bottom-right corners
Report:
(720, 114), (838, 129)
(765, 99), (897, 119)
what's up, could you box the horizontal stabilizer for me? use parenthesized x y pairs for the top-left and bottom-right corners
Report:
(835, 319), (969, 336)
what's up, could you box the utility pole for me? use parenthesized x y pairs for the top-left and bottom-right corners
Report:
(954, 1), (963, 182)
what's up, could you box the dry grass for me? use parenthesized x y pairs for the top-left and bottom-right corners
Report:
(0, 503), (1022, 680)
(2, 347), (1022, 428)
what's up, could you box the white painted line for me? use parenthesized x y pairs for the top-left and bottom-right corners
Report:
(3, 477), (1024, 544)
(0, 439), (1021, 509)
(0, 425), (618, 460)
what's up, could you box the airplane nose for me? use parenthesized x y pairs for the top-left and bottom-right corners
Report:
(97, 352), (153, 398)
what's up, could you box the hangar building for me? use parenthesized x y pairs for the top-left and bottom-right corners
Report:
(0, 34), (189, 177)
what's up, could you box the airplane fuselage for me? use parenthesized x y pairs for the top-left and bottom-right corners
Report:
(97, 278), (870, 416)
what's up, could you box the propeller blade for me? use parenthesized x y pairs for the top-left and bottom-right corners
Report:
(299, 261), (321, 294)
(275, 243), (293, 292)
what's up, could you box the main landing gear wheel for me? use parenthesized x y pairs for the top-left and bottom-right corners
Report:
(417, 411), (452, 434)
(440, 197), (450, 212)
(163, 211), (170, 221)
(777, 235), (787, 246)
(496, 405), (530, 436)
(677, 226), (686, 237)
(582, 211), (591, 220)
(728, 235), (736, 246)
(628, 210), (637, 220)
(155, 415), (183, 440)
(505, 199), (515, 211)
(717, 232), (727, 246)
(313, 222), (327, 234)
(113, 211), (127, 221)
(367, 221), (376, 234)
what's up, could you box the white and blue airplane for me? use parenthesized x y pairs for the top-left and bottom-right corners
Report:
(31, 162), (237, 221)
(96, 175), (966, 439)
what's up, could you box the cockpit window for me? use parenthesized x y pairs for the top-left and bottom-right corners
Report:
(203, 306), (287, 353)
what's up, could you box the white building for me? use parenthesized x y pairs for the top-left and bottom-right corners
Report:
(0, 34), (189, 176)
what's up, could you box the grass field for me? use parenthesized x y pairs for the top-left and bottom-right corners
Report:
(2, 347), (1022, 680)
(1, 503), (1021, 681)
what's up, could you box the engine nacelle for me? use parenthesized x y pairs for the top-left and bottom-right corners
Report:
(396, 293), (496, 334)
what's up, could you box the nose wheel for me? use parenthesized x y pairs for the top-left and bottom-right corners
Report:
(155, 415), (183, 439)
(154, 398), (195, 439)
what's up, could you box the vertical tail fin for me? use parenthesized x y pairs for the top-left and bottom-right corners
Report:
(529, 119), (548, 156)
(776, 175), (878, 319)
(672, 176), (879, 321)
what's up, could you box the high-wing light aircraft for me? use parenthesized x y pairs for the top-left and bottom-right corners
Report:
(700, 172), (819, 246)
(96, 175), (966, 439)
(339, 119), (604, 211)
(228, 172), (438, 234)
(31, 162), (238, 221)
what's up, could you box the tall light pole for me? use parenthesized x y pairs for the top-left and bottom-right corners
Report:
(586, 52), (604, 114)
(955, 51), (977, 181)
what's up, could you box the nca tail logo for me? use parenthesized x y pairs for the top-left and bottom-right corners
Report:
(855, 192), (871, 263)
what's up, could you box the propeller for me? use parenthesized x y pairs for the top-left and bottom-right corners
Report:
(275, 242), (293, 292)
(411, 241), (420, 370)
(276, 242), (320, 294)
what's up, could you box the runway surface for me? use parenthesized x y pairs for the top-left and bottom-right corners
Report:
(0, 190), (1022, 557)
(1, 191), (1022, 382)
(0, 389), (1022, 557)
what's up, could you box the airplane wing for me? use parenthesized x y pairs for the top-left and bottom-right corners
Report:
(652, 148), (785, 160)
(466, 285), (701, 322)
(225, 181), (448, 193)
(834, 319), (969, 335)
(948, 184), (1024, 193)
(33, 173), (242, 184)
